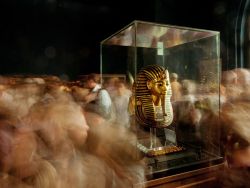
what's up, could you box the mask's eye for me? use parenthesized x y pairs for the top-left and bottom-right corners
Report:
(156, 81), (164, 86)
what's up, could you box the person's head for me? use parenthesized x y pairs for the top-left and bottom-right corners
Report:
(170, 72), (178, 82)
(114, 81), (127, 96)
(86, 73), (100, 89)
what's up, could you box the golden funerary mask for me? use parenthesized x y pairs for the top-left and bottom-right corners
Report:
(133, 64), (173, 128)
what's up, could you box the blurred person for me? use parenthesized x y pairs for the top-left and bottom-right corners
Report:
(0, 80), (89, 188)
(170, 72), (182, 102)
(4, 92), (89, 188)
(210, 69), (250, 187)
(221, 70), (237, 85)
(216, 101), (250, 188)
(0, 75), (146, 188)
(84, 73), (113, 120)
(179, 79), (199, 107)
(84, 110), (145, 188)
(0, 83), (45, 118)
(0, 104), (58, 188)
(112, 81), (132, 128)
(83, 73), (102, 103)
(221, 68), (250, 102)
(22, 99), (89, 188)
(173, 81), (221, 152)
(233, 68), (250, 85)
(44, 77), (145, 188)
(42, 81), (74, 104)
(103, 77), (120, 99)
(221, 69), (242, 102)
(181, 79), (197, 96)
(173, 99), (203, 145)
(23, 77), (46, 85)
(71, 85), (89, 105)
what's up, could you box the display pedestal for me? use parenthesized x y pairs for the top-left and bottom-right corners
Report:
(137, 127), (183, 157)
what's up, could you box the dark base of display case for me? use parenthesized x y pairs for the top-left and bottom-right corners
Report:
(145, 149), (224, 180)
(141, 163), (225, 188)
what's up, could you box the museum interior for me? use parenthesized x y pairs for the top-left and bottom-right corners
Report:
(0, 0), (250, 188)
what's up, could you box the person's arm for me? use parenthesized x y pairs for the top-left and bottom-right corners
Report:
(83, 92), (98, 103)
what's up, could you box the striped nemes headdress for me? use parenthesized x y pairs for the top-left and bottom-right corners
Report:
(134, 64), (173, 128)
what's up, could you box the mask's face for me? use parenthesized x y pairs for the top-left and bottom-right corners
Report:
(147, 78), (169, 96)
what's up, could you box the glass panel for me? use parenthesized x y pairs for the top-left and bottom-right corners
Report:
(101, 20), (222, 179)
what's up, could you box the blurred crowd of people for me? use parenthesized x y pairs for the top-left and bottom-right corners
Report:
(1, 67), (250, 187)
(169, 68), (250, 187)
(0, 74), (144, 188)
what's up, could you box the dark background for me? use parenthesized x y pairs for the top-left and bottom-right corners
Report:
(0, 0), (248, 80)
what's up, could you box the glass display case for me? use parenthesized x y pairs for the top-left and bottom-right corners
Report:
(100, 20), (223, 180)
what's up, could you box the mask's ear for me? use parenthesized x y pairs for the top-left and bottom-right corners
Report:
(147, 80), (152, 90)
